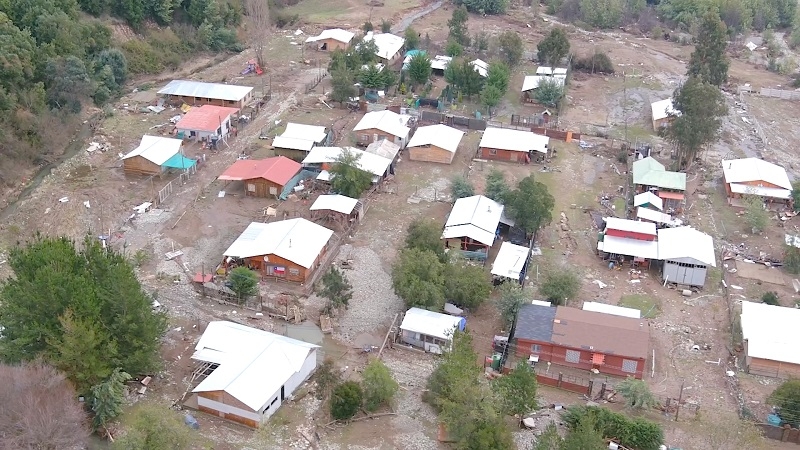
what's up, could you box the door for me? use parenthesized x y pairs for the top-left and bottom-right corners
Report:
(281, 385), (285, 401)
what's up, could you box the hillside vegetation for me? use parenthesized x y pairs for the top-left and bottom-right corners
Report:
(0, 0), (244, 188)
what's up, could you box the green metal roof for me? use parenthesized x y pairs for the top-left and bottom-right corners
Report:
(632, 157), (686, 191)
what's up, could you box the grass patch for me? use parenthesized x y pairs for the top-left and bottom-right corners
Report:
(613, 197), (626, 215)
(611, 124), (654, 141)
(619, 294), (660, 318)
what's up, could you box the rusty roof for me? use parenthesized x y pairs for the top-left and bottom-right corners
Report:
(552, 307), (650, 359)
(176, 105), (239, 132)
(218, 156), (301, 185)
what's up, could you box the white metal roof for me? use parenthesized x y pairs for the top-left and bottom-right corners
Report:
(657, 226), (716, 267)
(531, 300), (552, 307)
(479, 127), (550, 154)
(406, 124), (464, 153)
(353, 110), (411, 139)
(272, 136), (315, 151)
(470, 59), (488, 77)
(729, 183), (791, 199)
(192, 321), (319, 412)
(491, 242), (530, 279)
(582, 301), (641, 319)
(302, 147), (392, 177)
(309, 194), (358, 214)
(157, 80), (253, 102)
(400, 308), (464, 340)
(362, 32), (405, 61)
(365, 139), (400, 160)
(722, 158), (792, 190)
(521, 75), (565, 92)
(597, 235), (659, 259)
(636, 207), (682, 227)
(282, 123), (328, 142)
(650, 98), (678, 121)
(304, 28), (355, 44)
(603, 217), (657, 236)
(430, 55), (452, 70)
(123, 135), (182, 165)
(741, 301), (800, 366)
(633, 191), (663, 211)
(222, 219), (334, 268)
(442, 195), (504, 246)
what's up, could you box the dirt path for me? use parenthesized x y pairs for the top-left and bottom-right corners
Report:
(391, 0), (444, 34)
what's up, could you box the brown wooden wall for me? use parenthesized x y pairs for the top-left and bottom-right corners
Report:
(243, 177), (285, 198)
(166, 94), (246, 109)
(355, 128), (399, 146)
(243, 248), (326, 283)
(273, 147), (309, 162)
(197, 391), (259, 428)
(123, 156), (162, 176)
(407, 144), (455, 164)
(315, 38), (349, 51)
(479, 147), (526, 163)
(748, 357), (800, 379)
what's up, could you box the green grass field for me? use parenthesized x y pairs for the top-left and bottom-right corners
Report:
(619, 293), (660, 318)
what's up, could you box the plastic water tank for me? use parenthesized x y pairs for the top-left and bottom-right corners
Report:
(767, 413), (782, 426)
(184, 413), (200, 430)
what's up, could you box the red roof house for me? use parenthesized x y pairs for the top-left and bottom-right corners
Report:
(218, 156), (301, 198)
(176, 105), (239, 141)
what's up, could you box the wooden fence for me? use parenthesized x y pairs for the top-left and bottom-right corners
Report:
(760, 88), (800, 101)
(419, 111), (486, 130)
(758, 424), (800, 444)
(530, 127), (582, 142)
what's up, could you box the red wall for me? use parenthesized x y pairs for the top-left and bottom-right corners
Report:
(516, 338), (645, 379)
(604, 228), (656, 241)
(479, 147), (528, 163)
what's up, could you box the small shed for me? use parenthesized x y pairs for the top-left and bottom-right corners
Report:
(353, 110), (411, 148)
(272, 123), (329, 161)
(633, 191), (663, 211)
(122, 135), (185, 176)
(650, 98), (678, 130)
(176, 105), (239, 141)
(478, 127), (549, 163)
(657, 226), (716, 287)
(399, 308), (466, 354)
(406, 124), (464, 164)
(309, 194), (361, 225)
(218, 156), (301, 198)
(490, 242), (531, 284)
(304, 28), (355, 51)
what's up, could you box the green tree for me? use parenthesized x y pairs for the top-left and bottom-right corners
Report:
(562, 415), (606, 450)
(446, 40), (464, 57)
(743, 194), (768, 233)
(319, 266), (353, 312)
(533, 78), (564, 107)
(666, 76), (727, 169)
(380, 19), (392, 33)
(769, 379), (800, 427)
(459, 0), (509, 14)
(459, 416), (516, 450)
(330, 148), (373, 198)
(616, 377), (658, 410)
(533, 423), (563, 450)
(444, 259), (491, 309)
(580, 0), (623, 28)
(229, 266), (258, 299)
(761, 291), (780, 305)
(363, 21), (374, 32)
(687, 12), (730, 86)
(448, 6), (470, 46)
(405, 219), (447, 261)
(498, 31), (524, 66)
(493, 361), (538, 417)
(785, 245), (800, 275)
(314, 358), (342, 400)
(362, 358), (398, 411)
(45, 55), (93, 112)
(505, 175), (555, 235)
(0, 13), (37, 90)
(426, 331), (482, 408)
(330, 67), (356, 105)
(358, 64), (394, 90)
(485, 169), (510, 203)
(404, 26), (419, 50)
(445, 59), (484, 99)
(481, 84), (503, 115)
(113, 403), (198, 450)
(0, 236), (166, 391)
(408, 52), (432, 88)
(539, 270), (580, 305)
(486, 61), (511, 94)
(497, 283), (528, 328)
(793, 182), (800, 212)
(563, 406), (664, 450)
(451, 175), (475, 199)
(330, 381), (363, 420)
(392, 248), (446, 310)
(537, 28), (570, 66)
(91, 368), (131, 432)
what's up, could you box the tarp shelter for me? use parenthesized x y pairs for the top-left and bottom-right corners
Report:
(400, 308), (466, 354)
(122, 135), (184, 175)
(162, 153), (197, 170)
(741, 301), (800, 379)
(191, 321), (319, 427)
(442, 195), (504, 249)
(491, 242), (531, 282)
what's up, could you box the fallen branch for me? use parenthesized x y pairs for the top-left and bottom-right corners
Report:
(324, 412), (397, 427)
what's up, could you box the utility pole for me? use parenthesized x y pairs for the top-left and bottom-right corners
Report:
(623, 71), (628, 144)
(675, 381), (685, 421)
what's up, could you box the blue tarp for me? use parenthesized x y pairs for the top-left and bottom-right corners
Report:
(163, 153), (197, 169)
(279, 169), (317, 200)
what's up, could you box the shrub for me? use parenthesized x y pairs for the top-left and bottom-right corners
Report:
(785, 245), (800, 274)
(330, 381), (363, 420)
(121, 40), (164, 75)
(563, 406), (664, 450)
(451, 175), (475, 199)
(539, 270), (580, 305)
(572, 51), (615, 74)
(362, 359), (398, 411)
(761, 291), (780, 306)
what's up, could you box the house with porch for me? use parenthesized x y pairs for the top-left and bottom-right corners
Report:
(272, 123), (329, 161)
(218, 156), (301, 198)
(442, 195), (503, 258)
(657, 226), (716, 288)
(353, 110), (411, 149)
(596, 217), (658, 268)
(122, 135), (193, 176)
(222, 218), (333, 283)
(478, 127), (549, 163)
(632, 156), (687, 212)
(304, 28), (355, 51)
(158, 80), (254, 109)
(722, 157), (793, 208)
(175, 105), (239, 142)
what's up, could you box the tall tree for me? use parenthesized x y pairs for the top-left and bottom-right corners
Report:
(0, 362), (90, 449)
(228, 266), (259, 300)
(48, 310), (118, 392)
(493, 361), (538, 418)
(244, 0), (270, 69)
(666, 76), (727, 168)
(616, 377), (658, 410)
(486, 62), (511, 94)
(451, 175), (476, 199)
(498, 31), (524, 66)
(534, 78), (565, 107)
(539, 270), (580, 305)
(405, 218), (448, 262)
(408, 52), (432, 88)
(448, 6), (470, 47)
(330, 148), (373, 198)
(404, 26), (420, 50)
(537, 28), (570, 66)
(687, 12), (730, 86)
(392, 248), (446, 310)
(329, 67), (355, 105)
(91, 368), (131, 433)
(505, 175), (555, 235)
(444, 260), (492, 309)
(319, 266), (353, 313)
(484, 169), (510, 203)
(769, 379), (800, 427)
(562, 416), (606, 450)
(533, 423), (563, 450)
(445, 59), (484, 99)
(496, 283), (528, 328)
(480, 84), (503, 116)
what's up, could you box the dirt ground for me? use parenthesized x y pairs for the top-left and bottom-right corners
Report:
(2, 1), (800, 448)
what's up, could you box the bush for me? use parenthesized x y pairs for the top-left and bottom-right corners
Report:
(770, 379), (800, 427)
(273, 12), (299, 28)
(539, 270), (580, 305)
(121, 40), (164, 75)
(228, 267), (259, 300)
(362, 359), (398, 411)
(787, 245), (800, 274)
(451, 175), (475, 199)
(572, 51), (615, 74)
(330, 381), (363, 420)
(761, 291), (780, 306)
(563, 406), (664, 450)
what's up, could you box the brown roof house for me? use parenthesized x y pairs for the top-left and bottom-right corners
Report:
(218, 156), (301, 198)
(513, 303), (650, 379)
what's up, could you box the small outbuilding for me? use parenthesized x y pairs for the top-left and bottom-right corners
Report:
(741, 301), (800, 379)
(657, 226), (716, 287)
(176, 105), (239, 142)
(361, 31), (405, 63)
(470, 59), (489, 78)
(443, 195), (504, 253)
(650, 98), (678, 131)
(353, 110), (411, 148)
(309, 194), (361, 225)
(632, 156), (686, 211)
(190, 321), (319, 427)
(722, 157), (793, 207)
(304, 28), (355, 51)
(272, 123), (330, 161)
(478, 127), (549, 163)
(365, 139), (401, 165)
(633, 191), (663, 211)
(490, 242), (531, 284)
(521, 75), (565, 102)
(158, 80), (254, 109)
(302, 146), (394, 183)
(222, 218), (334, 283)
(399, 307), (466, 354)
(122, 135), (189, 176)
(218, 156), (301, 198)
(597, 218), (658, 268)
(406, 124), (464, 164)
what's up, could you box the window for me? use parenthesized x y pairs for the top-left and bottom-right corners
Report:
(531, 344), (542, 354)
(247, 184), (256, 192)
(269, 186), (278, 195)
(565, 349), (580, 363)
(489, 148), (498, 155)
(622, 359), (638, 373)
(289, 268), (300, 276)
(361, 134), (370, 142)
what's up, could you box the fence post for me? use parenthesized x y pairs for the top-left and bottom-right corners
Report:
(598, 382), (606, 400)
(557, 372), (563, 388)
(782, 425), (791, 442)
(586, 380), (594, 397)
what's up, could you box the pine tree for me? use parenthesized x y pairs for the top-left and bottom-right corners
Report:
(687, 12), (730, 86)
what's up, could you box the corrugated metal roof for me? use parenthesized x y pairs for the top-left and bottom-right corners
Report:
(514, 303), (556, 342)
(175, 105), (239, 132)
(597, 235), (659, 259)
(491, 242), (530, 279)
(636, 207), (682, 227)
(521, 75), (565, 92)
(281, 123), (328, 143)
(722, 158), (792, 190)
(632, 157), (686, 191)
(362, 32), (405, 60)
(123, 135), (182, 165)
(309, 194), (358, 214)
(479, 127), (549, 153)
(218, 156), (301, 184)
(272, 136), (315, 151)
(223, 219), (333, 268)
(582, 302), (641, 319)
(302, 147), (392, 177)
(365, 139), (400, 160)
(192, 321), (319, 412)
(430, 55), (452, 70)
(353, 110), (411, 139)
(633, 191), (663, 210)
(657, 226), (716, 266)
(442, 195), (504, 246)
(399, 308), (465, 340)
(407, 124), (464, 153)
(553, 307), (650, 359)
(470, 59), (488, 77)
(158, 80), (253, 102)
(603, 217), (657, 235)
(304, 28), (355, 44)
(650, 98), (678, 121)
(741, 301), (800, 365)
